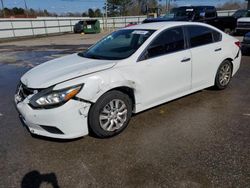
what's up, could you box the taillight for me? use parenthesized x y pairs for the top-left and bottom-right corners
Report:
(235, 41), (241, 48)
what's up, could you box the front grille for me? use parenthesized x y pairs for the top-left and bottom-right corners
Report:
(16, 83), (39, 102)
(21, 84), (34, 98)
(237, 22), (250, 28)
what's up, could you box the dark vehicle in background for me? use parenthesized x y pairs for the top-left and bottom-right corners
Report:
(74, 20), (101, 34)
(241, 32), (250, 54)
(236, 10), (250, 35)
(232, 9), (250, 19)
(143, 6), (237, 33)
(74, 21), (84, 33)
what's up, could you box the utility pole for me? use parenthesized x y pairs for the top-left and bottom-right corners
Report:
(23, 0), (29, 17)
(0, 0), (5, 18)
(105, 0), (108, 30)
(166, 0), (171, 13)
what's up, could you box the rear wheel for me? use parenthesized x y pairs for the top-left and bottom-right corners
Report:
(214, 60), (232, 90)
(88, 90), (132, 138)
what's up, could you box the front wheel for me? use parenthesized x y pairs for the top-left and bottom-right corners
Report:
(214, 60), (232, 90)
(88, 90), (132, 138)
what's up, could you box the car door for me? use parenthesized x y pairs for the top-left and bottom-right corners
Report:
(185, 25), (223, 90)
(134, 26), (192, 108)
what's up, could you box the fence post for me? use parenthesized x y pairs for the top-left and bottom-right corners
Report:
(43, 20), (48, 35)
(30, 20), (35, 37)
(70, 19), (73, 32)
(58, 19), (61, 33)
(124, 17), (126, 27)
(113, 18), (115, 30)
(10, 20), (15, 38)
(102, 16), (104, 30)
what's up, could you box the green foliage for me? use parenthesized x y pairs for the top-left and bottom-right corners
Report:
(87, 8), (102, 17)
(88, 8), (95, 17)
(107, 0), (133, 16)
(95, 9), (102, 17)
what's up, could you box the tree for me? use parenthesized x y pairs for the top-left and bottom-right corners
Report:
(29, 8), (36, 16)
(217, 0), (247, 10)
(3, 8), (11, 16)
(123, 0), (160, 16)
(107, 0), (133, 16)
(88, 8), (95, 17)
(43, 9), (49, 16)
(95, 8), (102, 17)
(12, 7), (24, 15)
(82, 12), (88, 17)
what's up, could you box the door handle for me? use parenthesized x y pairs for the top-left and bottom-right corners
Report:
(214, 48), (222, 52)
(181, 58), (191, 63)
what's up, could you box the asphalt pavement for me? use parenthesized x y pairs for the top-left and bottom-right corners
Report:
(0, 33), (249, 188)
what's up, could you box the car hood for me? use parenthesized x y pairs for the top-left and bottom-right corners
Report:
(21, 53), (117, 88)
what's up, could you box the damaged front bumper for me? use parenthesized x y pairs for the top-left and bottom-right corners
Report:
(15, 95), (91, 139)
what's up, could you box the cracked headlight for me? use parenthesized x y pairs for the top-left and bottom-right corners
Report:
(30, 85), (82, 108)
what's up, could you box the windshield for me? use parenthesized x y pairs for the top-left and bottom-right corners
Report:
(80, 29), (155, 60)
(232, 10), (247, 18)
(165, 8), (195, 19)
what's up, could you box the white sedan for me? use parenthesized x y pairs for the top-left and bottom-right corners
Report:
(15, 22), (241, 139)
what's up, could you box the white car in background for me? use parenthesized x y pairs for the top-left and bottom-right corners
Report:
(15, 22), (241, 139)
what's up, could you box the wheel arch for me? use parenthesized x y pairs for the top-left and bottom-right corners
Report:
(109, 86), (136, 112)
(215, 58), (234, 80)
(91, 86), (136, 112)
(223, 58), (234, 71)
(214, 58), (233, 89)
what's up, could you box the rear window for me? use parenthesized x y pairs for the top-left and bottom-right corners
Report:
(187, 26), (213, 47)
(187, 25), (221, 48)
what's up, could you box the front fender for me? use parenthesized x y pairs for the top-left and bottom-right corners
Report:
(54, 69), (136, 103)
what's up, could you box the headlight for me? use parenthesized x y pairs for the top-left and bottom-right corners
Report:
(30, 85), (82, 108)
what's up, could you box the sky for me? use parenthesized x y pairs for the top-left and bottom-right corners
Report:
(1, 0), (246, 14)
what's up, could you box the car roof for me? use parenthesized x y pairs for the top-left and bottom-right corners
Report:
(178, 6), (214, 9)
(123, 21), (212, 31)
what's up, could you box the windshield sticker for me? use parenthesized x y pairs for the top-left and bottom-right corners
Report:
(132, 30), (149, 35)
(186, 9), (194, 11)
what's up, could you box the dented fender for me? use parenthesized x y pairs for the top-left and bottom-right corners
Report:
(53, 68), (136, 103)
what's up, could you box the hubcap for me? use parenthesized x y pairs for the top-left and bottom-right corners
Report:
(219, 64), (231, 86)
(99, 99), (128, 132)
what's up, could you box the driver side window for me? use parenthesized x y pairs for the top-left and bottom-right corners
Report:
(141, 27), (185, 60)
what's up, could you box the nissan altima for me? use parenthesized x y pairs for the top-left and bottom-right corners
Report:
(15, 22), (241, 139)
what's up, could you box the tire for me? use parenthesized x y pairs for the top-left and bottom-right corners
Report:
(214, 60), (233, 90)
(88, 90), (132, 138)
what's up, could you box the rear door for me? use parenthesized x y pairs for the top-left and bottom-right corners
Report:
(185, 25), (223, 89)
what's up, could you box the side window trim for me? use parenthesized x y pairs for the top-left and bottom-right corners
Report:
(137, 26), (187, 62)
(212, 30), (222, 43)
